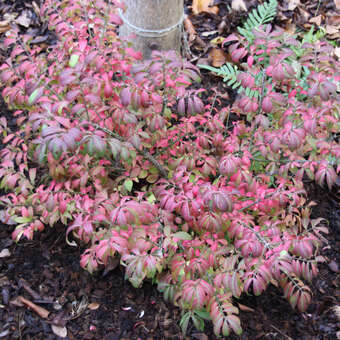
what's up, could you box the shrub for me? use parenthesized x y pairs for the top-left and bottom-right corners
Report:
(0, 0), (338, 336)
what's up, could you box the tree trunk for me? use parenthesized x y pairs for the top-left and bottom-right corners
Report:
(119, 0), (183, 59)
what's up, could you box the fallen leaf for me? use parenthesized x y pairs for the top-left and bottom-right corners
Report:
(51, 325), (68, 338)
(201, 30), (218, 37)
(334, 47), (340, 59)
(325, 25), (339, 35)
(328, 260), (339, 273)
(184, 16), (197, 43)
(3, 13), (18, 22)
(333, 305), (340, 321)
(288, 0), (300, 11)
(0, 26), (11, 33)
(31, 36), (49, 44)
(2, 287), (9, 305)
(335, 0), (340, 10)
(0, 276), (10, 287)
(284, 23), (296, 34)
(309, 15), (322, 27)
(32, 1), (41, 19)
(0, 20), (10, 27)
(88, 302), (100, 310)
(328, 15), (340, 26)
(196, 57), (210, 66)
(192, 0), (218, 15)
(299, 8), (311, 22)
(0, 330), (10, 338)
(209, 48), (227, 67)
(15, 11), (31, 28)
(0, 249), (10, 258)
(210, 36), (226, 45)
(232, 0), (247, 11)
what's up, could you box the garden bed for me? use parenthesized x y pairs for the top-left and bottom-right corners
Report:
(0, 0), (339, 339)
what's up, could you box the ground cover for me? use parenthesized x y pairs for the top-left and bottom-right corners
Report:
(0, 0), (339, 339)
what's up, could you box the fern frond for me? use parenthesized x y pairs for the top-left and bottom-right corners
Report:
(238, 0), (278, 41)
(199, 63), (241, 88)
(199, 63), (260, 99)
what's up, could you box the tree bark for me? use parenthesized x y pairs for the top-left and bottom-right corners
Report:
(119, 0), (183, 59)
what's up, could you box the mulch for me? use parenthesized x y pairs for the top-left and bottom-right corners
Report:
(0, 0), (339, 339)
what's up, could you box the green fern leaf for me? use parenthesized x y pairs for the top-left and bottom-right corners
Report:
(199, 63), (259, 99)
(237, 0), (278, 41)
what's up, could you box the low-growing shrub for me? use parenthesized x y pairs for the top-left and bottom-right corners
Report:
(0, 0), (338, 336)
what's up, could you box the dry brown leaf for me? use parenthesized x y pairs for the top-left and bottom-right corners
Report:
(0, 20), (10, 27)
(309, 15), (322, 27)
(333, 305), (340, 321)
(232, 0), (247, 11)
(0, 25), (10, 33)
(209, 48), (227, 67)
(328, 15), (340, 26)
(299, 8), (311, 22)
(32, 1), (41, 19)
(288, 0), (300, 11)
(88, 302), (100, 310)
(0, 249), (10, 258)
(15, 11), (31, 28)
(325, 25), (339, 35)
(3, 13), (18, 21)
(184, 16), (197, 43)
(335, 0), (340, 10)
(192, 0), (218, 15)
(284, 23), (296, 34)
(201, 30), (218, 37)
(51, 325), (68, 338)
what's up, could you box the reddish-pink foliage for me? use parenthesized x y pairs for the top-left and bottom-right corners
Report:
(0, 0), (338, 337)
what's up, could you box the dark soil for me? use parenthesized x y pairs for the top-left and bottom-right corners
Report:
(0, 0), (339, 339)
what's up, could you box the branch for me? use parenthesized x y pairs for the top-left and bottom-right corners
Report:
(91, 123), (168, 178)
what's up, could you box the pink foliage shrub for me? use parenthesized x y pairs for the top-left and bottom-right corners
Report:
(0, 0), (339, 336)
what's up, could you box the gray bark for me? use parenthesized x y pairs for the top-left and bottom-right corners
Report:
(119, 0), (183, 59)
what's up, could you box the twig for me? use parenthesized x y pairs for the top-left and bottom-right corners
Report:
(18, 279), (41, 300)
(18, 296), (50, 319)
(270, 325), (293, 340)
(91, 122), (168, 178)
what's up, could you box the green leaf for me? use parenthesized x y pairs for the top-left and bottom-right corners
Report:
(146, 174), (159, 183)
(192, 314), (205, 331)
(238, 0), (278, 42)
(69, 54), (80, 67)
(13, 216), (32, 224)
(194, 310), (211, 320)
(180, 312), (191, 335)
(124, 179), (133, 192)
(149, 166), (159, 174)
(172, 231), (192, 240)
(28, 87), (43, 105)
(147, 193), (156, 204)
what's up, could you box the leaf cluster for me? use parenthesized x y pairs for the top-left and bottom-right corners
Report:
(0, 0), (338, 338)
